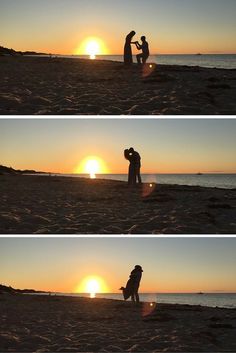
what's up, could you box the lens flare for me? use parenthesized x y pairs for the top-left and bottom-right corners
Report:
(142, 62), (156, 77)
(142, 175), (157, 197)
(142, 301), (157, 317)
(142, 294), (158, 317)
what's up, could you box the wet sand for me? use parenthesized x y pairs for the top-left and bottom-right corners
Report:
(0, 175), (235, 234)
(0, 56), (236, 115)
(0, 293), (235, 352)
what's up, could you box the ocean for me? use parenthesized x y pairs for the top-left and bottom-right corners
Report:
(44, 173), (236, 190)
(49, 54), (236, 70)
(38, 292), (236, 309)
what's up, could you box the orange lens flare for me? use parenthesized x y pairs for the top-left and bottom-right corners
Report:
(142, 62), (156, 78)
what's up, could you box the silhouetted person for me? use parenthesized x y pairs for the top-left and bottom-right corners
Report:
(124, 148), (136, 185)
(119, 265), (143, 303)
(135, 36), (149, 64)
(129, 147), (142, 184)
(124, 31), (136, 65)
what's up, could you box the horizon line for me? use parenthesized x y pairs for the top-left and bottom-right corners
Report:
(22, 172), (236, 175)
(3, 46), (236, 56)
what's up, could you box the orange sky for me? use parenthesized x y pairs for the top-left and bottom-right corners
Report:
(1, 238), (236, 294)
(1, 119), (236, 175)
(1, 0), (236, 54)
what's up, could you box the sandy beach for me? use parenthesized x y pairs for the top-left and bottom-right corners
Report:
(0, 56), (236, 115)
(0, 175), (235, 234)
(0, 293), (235, 352)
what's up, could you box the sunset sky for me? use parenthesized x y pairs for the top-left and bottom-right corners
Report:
(1, 237), (236, 293)
(1, 0), (236, 54)
(1, 119), (236, 174)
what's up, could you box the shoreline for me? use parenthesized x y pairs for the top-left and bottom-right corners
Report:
(1, 56), (236, 115)
(4, 291), (236, 309)
(0, 293), (235, 352)
(21, 291), (236, 310)
(23, 54), (236, 70)
(19, 172), (236, 190)
(1, 174), (235, 234)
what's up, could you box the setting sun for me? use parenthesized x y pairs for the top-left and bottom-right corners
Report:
(85, 159), (99, 179)
(76, 276), (109, 298)
(86, 279), (100, 297)
(86, 40), (99, 59)
(76, 37), (109, 59)
(75, 156), (109, 178)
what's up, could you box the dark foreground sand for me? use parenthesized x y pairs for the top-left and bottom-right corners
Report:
(0, 56), (236, 115)
(0, 294), (235, 352)
(0, 175), (235, 234)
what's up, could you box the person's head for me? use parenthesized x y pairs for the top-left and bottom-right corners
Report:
(130, 30), (136, 36)
(124, 149), (130, 160)
(141, 36), (146, 42)
(129, 147), (134, 153)
(135, 265), (143, 272)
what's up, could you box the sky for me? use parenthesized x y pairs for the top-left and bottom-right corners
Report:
(1, 0), (236, 54)
(1, 119), (236, 174)
(0, 237), (236, 293)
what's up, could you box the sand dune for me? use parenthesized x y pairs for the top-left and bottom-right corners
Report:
(0, 56), (236, 115)
(0, 293), (235, 352)
(0, 175), (235, 234)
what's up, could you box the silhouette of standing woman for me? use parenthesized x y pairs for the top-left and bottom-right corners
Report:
(119, 265), (143, 303)
(124, 31), (136, 65)
(129, 147), (142, 184)
(124, 149), (136, 185)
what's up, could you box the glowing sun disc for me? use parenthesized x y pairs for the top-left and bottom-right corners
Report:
(86, 40), (99, 59)
(75, 156), (109, 178)
(75, 276), (109, 297)
(86, 279), (100, 294)
(85, 159), (99, 178)
(75, 37), (109, 58)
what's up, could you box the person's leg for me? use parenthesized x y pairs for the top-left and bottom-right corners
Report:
(128, 165), (132, 185)
(136, 54), (142, 64)
(135, 291), (140, 303)
(130, 165), (136, 186)
(131, 293), (135, 302)
(143, 55), (148, 64)
(137, 167), (142, 184)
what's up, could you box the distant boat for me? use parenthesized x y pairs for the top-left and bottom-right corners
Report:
(197, 291), (204, 295)
(196, 172), (203, 175)
(196, 53), (202, 56)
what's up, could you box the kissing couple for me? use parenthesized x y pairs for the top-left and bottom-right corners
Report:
(124, 147), (142, 186)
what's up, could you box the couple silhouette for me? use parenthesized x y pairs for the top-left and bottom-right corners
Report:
(124, 147), (142, 186)
(124, 31), (149, 65)
(119, 265), (143, 303)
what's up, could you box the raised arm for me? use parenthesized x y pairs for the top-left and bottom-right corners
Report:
(135, 41), (142, 50)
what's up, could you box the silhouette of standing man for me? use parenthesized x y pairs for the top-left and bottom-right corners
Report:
(129, 147), (142, 184)
(124, 148), (142, 186)
(124, 31), (136, 65)
(135, 36), (149, 64)
(124, 149), (136, 185)
(119, 265), (143, 303)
